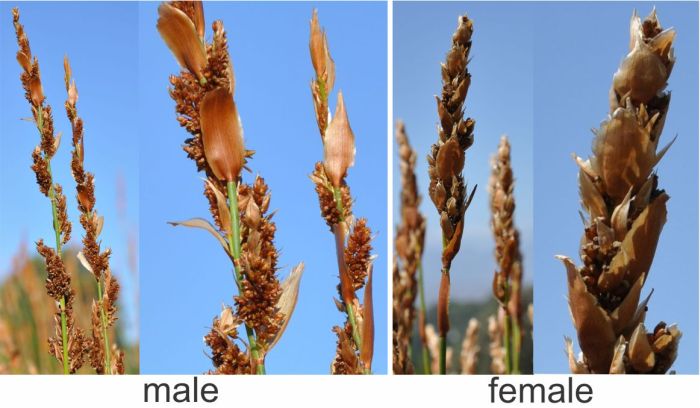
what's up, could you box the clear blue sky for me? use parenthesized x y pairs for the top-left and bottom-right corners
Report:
(0, 2), (139, 343)
(138, 1), (387, 374)
(393, 1), (534, 312)
(533, 2), (698, 374)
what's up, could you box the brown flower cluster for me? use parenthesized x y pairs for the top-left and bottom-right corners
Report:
(392, 122), (426, 374)
(308, 9), (375, 374)
(311, 161), (353, 230)
(204, 307), (251, 374)
(488, 136), (524, 373)
(235, 177), (283, 348)
(460, 318), (480, 374)
(428, 14), (477, 346)
(428, 15), (476, 273)
(560, 10), (681, 374)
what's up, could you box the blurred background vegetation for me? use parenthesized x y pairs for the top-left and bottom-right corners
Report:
(0, 245), (138, 374)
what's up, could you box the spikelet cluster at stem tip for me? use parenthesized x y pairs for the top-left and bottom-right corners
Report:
(561, 9), (681, 374)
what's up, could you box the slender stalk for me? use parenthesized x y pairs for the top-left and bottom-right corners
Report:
(417, 261), (431, 374)
(503, 310), (513, 374)
(439, 336), (446, 375)
(58, 297), (68, 374)
(96, 280), (111, 373)
(512, 316), (521, 374)
(226, 181), (264, 375)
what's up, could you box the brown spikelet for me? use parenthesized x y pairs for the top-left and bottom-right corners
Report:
(37, 240), (70, 303)
(460, 318), (480, 374)
(205, 308), (251, 374)
(31, 147), (51, 196)
(344, 219), (372, 291)
(111, 345), (125, 375)
(488, 136), (524, 373)
(560, 9), (681, 374)
(309, 9), (335, 138)
(392, 122), (427, 374)
(331, 324), (360, 374)
(234, 177), (284, 347)
(311, 162), (353, 230)
(54, 185), (72, 245)
(204, 179), (228, 233)
(89, 301), (105, 374)
(488, 313), (506, 374)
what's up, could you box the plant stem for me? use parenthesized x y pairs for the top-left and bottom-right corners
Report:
(439, 335), (447, 375)
(417, 260), (431, 374)
(512, 316), (521, 374)
(345, 300), (363, 349)
(58, 297), (69, 374)
(226, 181), (264, 375)
(96, 279), (111, 374)
(503, 308), (513, 374)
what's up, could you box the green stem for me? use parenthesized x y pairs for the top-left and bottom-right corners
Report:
(96, 279), (111, 374)
(504, 309), (513, 374)
(417, 261), (431, 374)
(226, 181), (264, 375)
(345, 300), (363, 350)
(58, 297), (68, 374)
(512, 317), (521, 374)
(439, 335), (447, 375)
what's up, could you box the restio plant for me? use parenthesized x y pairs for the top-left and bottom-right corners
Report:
(13, 8), (125, 375)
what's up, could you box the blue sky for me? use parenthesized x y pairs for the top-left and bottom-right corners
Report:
(138, 1), (387, 374)
(0, 2), (139, 343)
(393, 1), (535, 311)
(533, 2), (698, 374)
